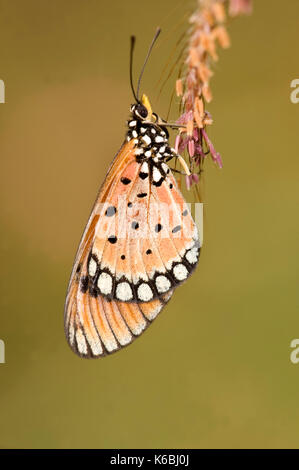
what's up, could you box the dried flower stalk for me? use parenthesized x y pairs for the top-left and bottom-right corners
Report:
(175, 0), (252, 191)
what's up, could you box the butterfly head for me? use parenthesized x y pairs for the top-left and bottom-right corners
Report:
(127, 92), (170, 146)
(130, 94), (159, 123)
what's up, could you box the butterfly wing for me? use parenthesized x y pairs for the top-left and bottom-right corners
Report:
(64, 139), (200, 358)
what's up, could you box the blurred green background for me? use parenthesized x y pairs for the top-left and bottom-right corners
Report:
(1, 0), (299, 449)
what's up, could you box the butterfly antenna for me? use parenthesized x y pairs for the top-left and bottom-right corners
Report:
(130, 35), (138, 102)
(136, 27), (161, 100)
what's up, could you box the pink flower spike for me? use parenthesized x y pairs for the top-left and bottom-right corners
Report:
(179, 136), (188, 153)
(229, 0), (252, 16)
(193, 127), (199, 142)
(201, 128), (214, 154)
(216, 153), (223, 169)
(175, 134), (181, 154)
(192, 173), (199, 184)
(188, 139), (195, 157)
(185, 174), (193, 190)
(201, 128), (223, 168)
(176, 111), (193, 125)
(195, 143), (205, 160)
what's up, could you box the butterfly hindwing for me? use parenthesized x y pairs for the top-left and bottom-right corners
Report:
(65, 283), (173, 358)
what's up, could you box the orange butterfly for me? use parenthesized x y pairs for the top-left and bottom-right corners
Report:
(64, 30), (200, 358)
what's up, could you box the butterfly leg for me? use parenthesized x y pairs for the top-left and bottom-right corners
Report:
(165, 153), (191, 176)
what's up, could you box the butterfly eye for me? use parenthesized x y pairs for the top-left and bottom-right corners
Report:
(134, 104), (148, 119)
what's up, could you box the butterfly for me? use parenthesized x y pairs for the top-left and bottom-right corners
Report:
(64, 30), (201, 358)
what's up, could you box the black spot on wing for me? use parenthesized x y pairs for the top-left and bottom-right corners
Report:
(153, 178), (163, 187)
(121, 177), (131, 185)
(89, 284), (98, 298)
(76, 263), (82, 274)
(131, 221), (139, 230)
(105, 206), (117, 217)
(80, 276), (89, 293)
(172, 225), (181, 234)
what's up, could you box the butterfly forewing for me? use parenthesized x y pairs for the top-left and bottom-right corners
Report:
(64, 103), (200, 358)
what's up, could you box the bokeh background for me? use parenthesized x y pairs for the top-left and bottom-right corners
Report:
(1, 0), (299, 449)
